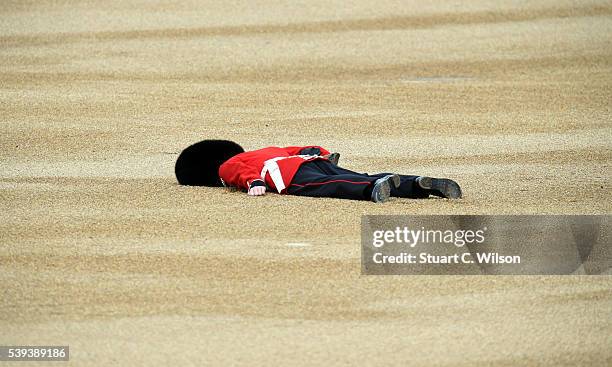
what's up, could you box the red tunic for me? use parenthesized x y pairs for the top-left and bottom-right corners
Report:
(218, 146), (330, 193)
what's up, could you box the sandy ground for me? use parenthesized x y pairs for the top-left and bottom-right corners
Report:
(1, 1), (612, 365)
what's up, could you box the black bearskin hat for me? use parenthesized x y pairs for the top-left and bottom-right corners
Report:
(175, 140), (244, 186)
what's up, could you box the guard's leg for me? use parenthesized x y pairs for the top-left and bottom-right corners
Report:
(366, 173), (429, 198)
(367, 173), (462, 199)
(287, 161), (397, 202)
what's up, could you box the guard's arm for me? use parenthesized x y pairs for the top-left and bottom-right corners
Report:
(219, 158), (264, 193)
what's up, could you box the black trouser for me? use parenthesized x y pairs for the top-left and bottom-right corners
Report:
(286, 160), (430, 200)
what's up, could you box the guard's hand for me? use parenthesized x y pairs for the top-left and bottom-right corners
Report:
(248, 186), (266, 196)
(324, 152), (340, 165)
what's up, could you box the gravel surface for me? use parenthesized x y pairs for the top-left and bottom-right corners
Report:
(1, 1), (611, 365)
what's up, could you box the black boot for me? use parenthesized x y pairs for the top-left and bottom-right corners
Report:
(415, 176), (462, 199)
(371, 174), (400, 203)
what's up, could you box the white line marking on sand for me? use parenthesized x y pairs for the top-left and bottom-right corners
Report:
(286, 242), (311, 247)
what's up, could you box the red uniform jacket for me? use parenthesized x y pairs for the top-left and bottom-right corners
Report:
(218, 146), (330, 193)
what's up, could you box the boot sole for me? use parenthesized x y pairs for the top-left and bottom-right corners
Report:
(371, 174), (400, 203)
(417, 177), (462, 199)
